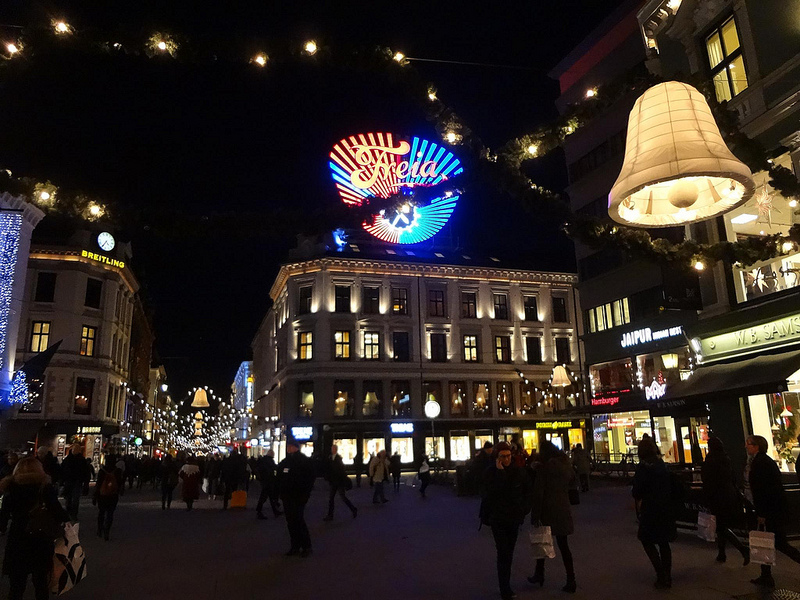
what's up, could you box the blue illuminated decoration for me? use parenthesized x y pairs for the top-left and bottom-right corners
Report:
(9, 370), (27, 405)
(329, 133), (463, 244)
(291, 426), (314, 441)
(390, 422), (414, 434)
(0, 212), (22, 376)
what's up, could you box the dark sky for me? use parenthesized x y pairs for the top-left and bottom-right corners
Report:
(0, 0), (625, 398)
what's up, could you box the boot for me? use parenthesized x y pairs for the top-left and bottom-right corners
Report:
(527, 561), (545, 586)
(562, 578), (576, 593)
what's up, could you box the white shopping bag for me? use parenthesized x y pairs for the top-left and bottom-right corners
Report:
(749, 530), (776, 566)
(51, 522), (88, 595)
(696, 512), (716, 542)
(529, 525), (556, 559)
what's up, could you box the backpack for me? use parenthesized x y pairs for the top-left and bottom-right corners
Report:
(26, 486), (63, 540)
(99, 470), (119, 496)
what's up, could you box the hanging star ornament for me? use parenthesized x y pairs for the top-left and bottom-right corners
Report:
(755, 185), (781, 228)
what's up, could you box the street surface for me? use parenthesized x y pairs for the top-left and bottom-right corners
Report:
(2, 477), (800, 599)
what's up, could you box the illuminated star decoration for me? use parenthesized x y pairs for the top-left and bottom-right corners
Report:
(755, 185), (780, 228)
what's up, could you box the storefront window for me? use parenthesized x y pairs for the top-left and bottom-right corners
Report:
(520, 381), (536, 415)
(653, 416), (679, 463)
(363, 437), (385, 462)
(590, 359), (634, 399)
(424, 381), (442, 407)
(567, 429), (584, 449)
(497, 382), (514, 415)
(595, 410), (651, 460)
(450, 433), (471, 462)
(363, 380), (382, 417)
(636, 348), (691, 397)
(300, 443), (314, 458)
(425, 436), (446, 460)
(750, 374), (800, 471)
(391, 437), (415, 463)
(473, 382), (490, 416)
(391, 381), (411, 417)
(449, 381), (466, 416)
(298, 381), (314, 417)
(333, 380), (354, 417)
(474, 431), (494, 452)
(522, 430), (539, 454)
(734, 251), (800, 303)
(334, 438), (358, 465)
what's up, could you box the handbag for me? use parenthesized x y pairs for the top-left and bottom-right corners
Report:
(749, 529), (776, 566)
(568, 488), (580, 506)
(51, 522), (87, 595)
(696, 512), (717, 542)
(529, 525), (556, 559)
(26, 486), (64, 541)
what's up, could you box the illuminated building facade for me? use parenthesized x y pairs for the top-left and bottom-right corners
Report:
(251, 246), (583, 467)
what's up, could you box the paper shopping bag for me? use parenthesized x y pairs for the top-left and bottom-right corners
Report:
(529, 525), (556, 559)
(749, 530), (776, 566)
(51, 522), (88, 595)
(696, 512), (716, 542)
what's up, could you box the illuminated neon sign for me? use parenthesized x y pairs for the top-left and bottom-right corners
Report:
(291, 426), (313, 441)
(390, 422), (414, 434)
(644, 379), (667, 400)
(81, 250), (125, 269)
(329, 133), (463, 244)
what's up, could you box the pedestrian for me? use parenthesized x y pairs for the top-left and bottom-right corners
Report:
(221, 449), (247, 510)
(160, 453), (179, 510)
(745, 434), (800, 588)
(0, 457), (69, 600)
(701, 437), (749, 564)
(206, 453), (222, 500)
(323, 444), (357, 521)
(354, 452), (363, 488)
(368, 449), (390, 504)
(35, 447), (60, 484)
(256, 449), (283, 519)
(277, 439), (316, 557)
(571, 443), (591, 492)
(0, 452), (19, 480)
(389, 450), (402, 492)
(179, 456), (202, 511)
(527, 441), (577, 593)
(482, 441), (533, 600)
(418, 455), (431, 498)
(92, 457), (122, 541)
(115, 455), (127, 496)
(61, 443), (91, 522)
(632, 437), (677, 589)
(471, 442), (494, 493)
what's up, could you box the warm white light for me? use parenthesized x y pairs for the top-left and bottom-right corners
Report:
(790, 200), (798, 208)
(6, 43), (19, 54)
(304, 40), (317, 55)
(693, 260), (705, 271)
(54, 21), (70, 34)
(254, 54), (267, 66)
(428, 91), (437, 101)
(585, 88), (597, 98)
(39, 191), (51, 201)
(730, 213), (758, 224)
(783, 241), (795, 253)
(446, 132), (457, 143)
(89, 204), (102, 216)
(157, 41), (167, 51)
(526, 144), (538, 156)
(393, 52), (405, 62)
(661, 353), (679, 370)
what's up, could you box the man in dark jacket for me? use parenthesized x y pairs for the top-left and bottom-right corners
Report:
(277, 439), (316, 557)
(323, 444), (357, 521)
(746, 435), (800, 587)
(61, 444), (91, 522)
(482, 441), (533, 600)
(256, 450), (282, 519)
(221, 449), (247, 510)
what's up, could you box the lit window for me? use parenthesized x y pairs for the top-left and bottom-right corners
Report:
(463, 335), (479, 362)
(612, 298), (630, 327)
(706, 16), (748, 102)
(494, 336), (511, 363)
(80, 326), (96, 357)
(30, 321), (51, 353)
(334, 331), (350, 359)
(392, 288), (408, 315)
(298, 331), (313, 361)
(364, 332), (380, 360)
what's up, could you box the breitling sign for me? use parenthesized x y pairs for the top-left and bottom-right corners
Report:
(697, 312), (800, 362)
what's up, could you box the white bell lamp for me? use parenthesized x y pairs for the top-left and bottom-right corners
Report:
(191, 388), (210, 408)
(609, 81), (755, 228)
(551, 365), (572, 387)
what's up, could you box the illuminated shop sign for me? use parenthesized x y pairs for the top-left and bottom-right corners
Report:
(697, 312), (800, 363)
(620, 326), (682, 348)
(329, 133), (463, 244)
(644, 379), (667, 400)
(535, 420), (577, 430)
(591, 396), (620, 407)
(390, 422), (414, 434)
(607, 417), (634, 428)
(81, 250), (125, 269)
(290, 426), (314, 441)
(77, 426), (102, 434)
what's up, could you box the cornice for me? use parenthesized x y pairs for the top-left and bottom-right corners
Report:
(28, 248), (139, 294)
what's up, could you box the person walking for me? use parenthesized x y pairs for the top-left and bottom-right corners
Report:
(482, 441), (533, 600)
(206, 453), (223, 500)
(256, 449), (282, 519)
(93, 457), (122, 541)
(221, 449), (247, 510)
(701, 437), (749, 564)
(746, 435), (800, 588)
(277, 439), (316, 557)
(571, 443), (591, 492)
(632, 437), (677, 589)
(0, 457), (69, 600)
(160, 454), (180, 510)
(369, 449), (390, 504)
(418, 455), (431, 498)
(354, 452), (363, 488)
(323, 444), (357, 521)
(115, 455), (127, 496)
(179, 456), (202, 511)
(0, 452), (19, 480)
(528, 441), (577, 593)
(61, 443), (90, 522)
(389, 451), (402, 492)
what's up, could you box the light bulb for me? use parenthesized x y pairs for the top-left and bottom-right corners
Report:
(304, 40), (317, 55)
(585, 88), (597, 98)
(6, 44), (19, 54)
(393, 52), (405, 62)
(693, 260), (705, 271)
(254, 54), (267, 66)
(526, 144), (538, 156)
(157, 41), (167, 51)
(446, 132), (457, 143)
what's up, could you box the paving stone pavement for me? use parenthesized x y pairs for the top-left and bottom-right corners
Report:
(2, 477), (800, 599)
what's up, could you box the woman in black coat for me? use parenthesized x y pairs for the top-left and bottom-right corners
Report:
(0, 457), (69, 600)
(632, 437), (676, 589)
(701, 437), (749, 564)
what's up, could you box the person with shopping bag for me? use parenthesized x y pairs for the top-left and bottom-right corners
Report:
(0, 457), (69, 600)
(528, 441), (577, 593)
(745, 435), (800, 588)
(632, 437), (677, 589)
(481, 441), (533, 600)
(701, 437), (749, 564)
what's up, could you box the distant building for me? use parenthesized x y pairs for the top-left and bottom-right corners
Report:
(231, 361), (254, 453)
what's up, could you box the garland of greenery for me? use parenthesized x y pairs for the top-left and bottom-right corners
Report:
(1, 19), (798, 269)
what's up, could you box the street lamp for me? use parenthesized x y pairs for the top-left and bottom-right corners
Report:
(424, 398), (441, 464)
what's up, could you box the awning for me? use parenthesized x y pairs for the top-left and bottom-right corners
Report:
(660, 349), (800, 405)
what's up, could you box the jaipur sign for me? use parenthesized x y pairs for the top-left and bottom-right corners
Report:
(329, 133), (463, 244)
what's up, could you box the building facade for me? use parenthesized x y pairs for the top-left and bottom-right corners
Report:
(251, 249), (583, 467)
(231, 360), (254, 451)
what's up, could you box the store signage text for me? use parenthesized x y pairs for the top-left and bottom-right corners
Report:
(621, 326), (683, 348)
(608, 417), (634, 428)
(81, 250), (125, 269)
(290, 426), (313, 441)
(390, 422), (414, 434)
(78, 426), (102, 434)
(644, 380), (667, 401)
(591, 396), (620, 407)
(535, 421), (574, 430)
(699, 313), (800, 362)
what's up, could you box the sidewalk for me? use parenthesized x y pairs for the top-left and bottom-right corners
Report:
(2, 478), (800, 599)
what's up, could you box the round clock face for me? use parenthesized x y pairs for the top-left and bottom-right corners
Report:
(97, 232), (115, 252)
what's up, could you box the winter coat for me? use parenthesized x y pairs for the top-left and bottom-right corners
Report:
(389, 454), (402, 476)
(179, 464), (202, 501)
(748, 451), (786, 532)
(221, 454), (248, 484)
(632, 459), (677, 544)
(482, 464), (533, 526)
(571, 448), (591, 476)
(531, 456), (575, 536)
(256, 456), (277, 484)
(701, 450), (740, 519)
(277, 452), (315, 502)
(0, 479), (68, 576)
(368, 457), (390, 482)
(324, 454), (349, 487)
(61, 452), (90, 485)
(161, 460), (179, 488)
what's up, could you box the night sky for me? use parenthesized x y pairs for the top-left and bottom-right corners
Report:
(0, 1), (626, 398)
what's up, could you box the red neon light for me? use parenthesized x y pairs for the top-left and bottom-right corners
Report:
(591, 396), (620, 406)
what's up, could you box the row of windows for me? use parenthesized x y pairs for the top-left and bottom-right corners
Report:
(34, 272), (104, 309)
(293, 330), (571, 364)
(20, 375), (130, 420)
(586, 297), (631, 333)
(297, 284), (569, 322)
(297, 379), (549, 419)
(31, 321), (97, 357)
